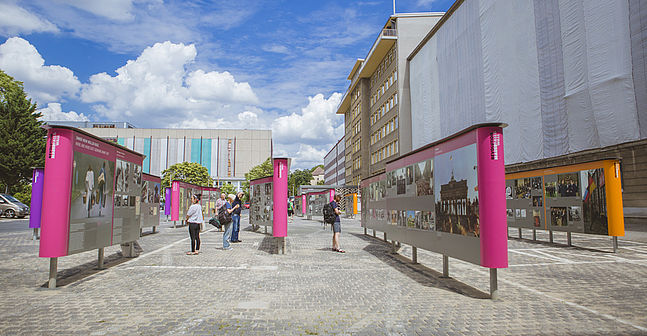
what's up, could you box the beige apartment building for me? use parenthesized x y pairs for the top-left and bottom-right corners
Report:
(336, 13), (443, 185)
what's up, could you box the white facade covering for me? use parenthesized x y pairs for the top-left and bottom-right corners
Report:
(409, 0), (645, 164)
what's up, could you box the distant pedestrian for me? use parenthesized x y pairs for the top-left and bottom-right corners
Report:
(214, 192), (227, 231)
(231, 191), (244, 243)
(220, 194), (239, 250)
(287, 198), (294, 222)
(331, 195), (344, 253)
(186, 194), (203, 255)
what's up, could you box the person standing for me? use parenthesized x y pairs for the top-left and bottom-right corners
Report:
(214, 192), (227, 232)
(331, 195), (344, 253)
(231, 191), (244, 243)
(186, 194), (203, 255)
(287, 198), (294, 222)
(221, 194), (239, 250)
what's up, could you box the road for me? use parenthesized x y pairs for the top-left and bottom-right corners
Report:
(0, 217), (31, 233)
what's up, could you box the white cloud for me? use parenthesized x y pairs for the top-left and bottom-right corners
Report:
(262, 44), (290, 54)
(80, 41), (259, 127)
(0, 37), (80, 104)
(36, 103), (89, 121)
(0, 2), (58, 35)
(417, 0), (437, 6)
(55, 0), (136, 22)
(272, 92), (343, 146)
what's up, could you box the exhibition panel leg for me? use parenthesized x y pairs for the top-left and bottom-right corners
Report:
(442, 255), (449, 278)
(384, 232), (387, 242)
(518, 228), (522, 239)
(567, 232), (572, 246)
(32, 228), (39, 240)
(549, 230), (554, 243)
(264, 226), (267, 234)
(364, 227), (367, 235)
(373, 229), (376, 238)
(412, 246), (418, 264)
(490, 268), (499, 300)
(152, 226), (156, 234)
(48, 258), (57, 289)
(391, 240), (396, 254)
(532, 229), (536, 241)
(613, 236), (619, 253)
(97, 248), (104, 269)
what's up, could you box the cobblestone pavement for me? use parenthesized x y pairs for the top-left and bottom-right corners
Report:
(1, 215), (647, 335)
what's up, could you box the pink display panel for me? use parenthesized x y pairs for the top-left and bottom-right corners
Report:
(169, 181), (220, 222)
(29, 168), (44, 229)
(272, 158), (288, 237)
(39, 127), (145, 258)
(301, 194), (306, 215)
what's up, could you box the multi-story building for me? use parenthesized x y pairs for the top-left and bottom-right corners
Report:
(45, 121), (272, 190)
(335, 13), (444, 185)
(323, 137), (346, 185)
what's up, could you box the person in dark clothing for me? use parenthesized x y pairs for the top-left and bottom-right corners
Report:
(331, 194), (344, 253)
(231, 191), (244, 243)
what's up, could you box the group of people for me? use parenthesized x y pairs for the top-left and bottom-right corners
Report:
(184, 193), (344, 255)
(184, 191), (244, 255)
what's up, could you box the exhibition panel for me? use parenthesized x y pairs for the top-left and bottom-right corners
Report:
(39, 126), (145, 258)
(250, 176), (274, 228)
(169, 181), (219, 223)
(361, 124), (508, 268)
(249, 158), (289, 239)
(506, 159), (624, 236)
(140, 173), (161, 229)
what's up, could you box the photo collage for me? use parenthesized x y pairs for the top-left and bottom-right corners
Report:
(250, 182), (273, 225)
(114, 159), (142, 210)
(505, 176), (544, 229)
(545, 172), (585, 231)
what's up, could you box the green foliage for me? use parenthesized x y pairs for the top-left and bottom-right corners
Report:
(242, 157), (273, 192)
(0, 70), (45, 193)
(219, 183), (237, 197)
(161, 162), (214, 190)
(12, 183), (32, 205)
(288, 169), (313, 196)
(317, 179), (325, 185)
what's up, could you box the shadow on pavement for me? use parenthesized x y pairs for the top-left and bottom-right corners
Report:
(350, 232), (491, 299)
(40, 242), (143, 288)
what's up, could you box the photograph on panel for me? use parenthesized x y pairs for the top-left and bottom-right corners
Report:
(581, 168), (608, 234)
(415, 159), (433, 196)
(515, 178), (531, 199)
(557, 172), (579, 197)
(70, 152), (115, 221)
(550, 207), (568, 226)
(434, 143), (479, 237)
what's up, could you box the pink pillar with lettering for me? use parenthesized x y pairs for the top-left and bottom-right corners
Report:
(301, 194), (306, 215)
(477, 126), (508, 268)
(272, 158), (288, 237)
(329, 189), (335, 202)
(171, 181), (180, 221)
(39, 129), (74, 257)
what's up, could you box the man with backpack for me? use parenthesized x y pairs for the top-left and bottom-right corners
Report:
(218, 194), (238, 250)
(323, 195), (344, 253)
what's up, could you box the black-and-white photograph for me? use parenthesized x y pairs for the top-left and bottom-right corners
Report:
(414, 159), (433, 196)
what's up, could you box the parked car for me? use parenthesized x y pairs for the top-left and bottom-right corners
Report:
(243, 202), (250, 209)
(0, 194), (30, 218)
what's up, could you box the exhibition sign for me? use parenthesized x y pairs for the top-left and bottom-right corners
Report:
(249, 158), (289, 238)
(164, 187), (171, 216)
(306, 189), (335, 218)
(169, 181), (220, 222)
(344, 193), (358, 216)
(39, 126), (145, 258)
(361, 124), (508, 268)
(140, 173), (161, 229)
(29, 168), (44, 229)
(250, 176), (274, 228)
(294, 195), (303, 217)
(505, 159), (624, 236)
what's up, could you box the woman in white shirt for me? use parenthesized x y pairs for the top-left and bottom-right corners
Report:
(186, 194), (204, 255)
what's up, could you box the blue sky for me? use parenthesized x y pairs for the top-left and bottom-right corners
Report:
(0, 0), (455, 169)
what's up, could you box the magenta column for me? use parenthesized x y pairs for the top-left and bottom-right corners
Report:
(476, 126), (508, 268)
(164, 187), (172, 216)
(272, 158), (288, 237)
(329, 189), (335, 202)
(171, 181), (180, 221)
(301, 194), (306, 215)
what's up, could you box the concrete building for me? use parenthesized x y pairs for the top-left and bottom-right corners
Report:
(335, 13), (444, 185)
(310, 166), (325, 185)
(324, 137), (346, 185)
(46, 122), (272, 190)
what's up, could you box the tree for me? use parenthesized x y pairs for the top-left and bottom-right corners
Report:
(0, 70), (45, 193)
(161, 162), (214, 190)
(220, 183), (237, 198)
(242, 157), (273, 193)
(288, 169), (313, 196)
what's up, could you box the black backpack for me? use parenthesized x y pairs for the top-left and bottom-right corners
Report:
(323, 202), (336, 224)
(218, 204), (232, 224)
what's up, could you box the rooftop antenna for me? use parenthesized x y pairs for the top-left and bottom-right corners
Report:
(393, 0), (396, 14)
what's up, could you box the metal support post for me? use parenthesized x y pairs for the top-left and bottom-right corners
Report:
(613, 236), (618, 253)
(364, 227), (367, 235)
(391, 240), (396, 254)
(140, 228), (143, 237)
(152, 226), (156, 234)
(412, 246), (418, 264)
(97, 248), (105, 269)
(518, 228), (522, 239)
(549, 230), (553, 243)
(264, 226), (268, 234)
(48, 257), (57, 289)
(373, 229), (376, 237)
(129, 242), (135, 257)
(32, 228), (39, 240)
(442, 255), (449, 278)
(567, 232), (572, 246)
(384, 232), (387, 241)
(532, 229), (536, 241)
(173, 221), (176, 229)
(490, 268), (499, 300)
(281, 237), (286, 254)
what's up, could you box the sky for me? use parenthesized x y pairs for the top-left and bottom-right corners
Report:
(0, 0), (455, 170)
